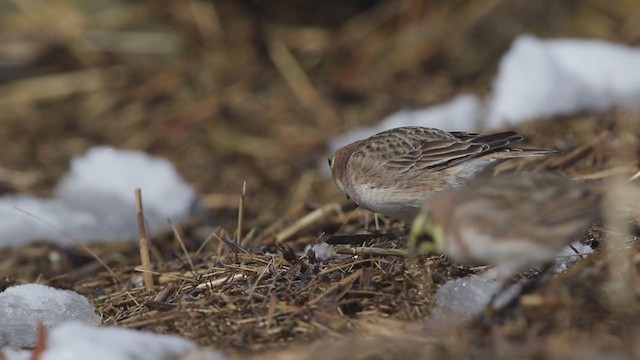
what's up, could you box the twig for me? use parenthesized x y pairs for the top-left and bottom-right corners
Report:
(268, 39), (338, 127)
(169, 220), (195, 271)
(266, 293), (277, 329)
(153, 283), (178, 303)
(237, 181), (247, 246)
(536, 132), (608, 171)
(31, 321), (47, 360)
(201, 193), (240, 209)
(188, 0), (223, 42)
(9, 0), (106, 66)
(334, 247), (407, 257)
(0, 67), (122, 106)
(0, 167), (39, 190)
(195, 227), (217, 256)
(308, 269), (362, 305)
(119, 312), (183, 329)
(275, 203), (343, 244)
(196, 272), (245, 290)
(254, 203), (306, 244)
(135, 188), (154, 291)
(571, 166), (634, 181)
(241, 227), (257, 247)
(246, 258), (274, 301)
(210, 231), (249, 254)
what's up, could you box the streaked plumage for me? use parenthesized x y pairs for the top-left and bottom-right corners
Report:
(329, 127), (551, 220)
(407, 172), (602, 278)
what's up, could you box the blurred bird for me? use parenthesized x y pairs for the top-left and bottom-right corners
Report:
(328, 126), (551, 221)
(407, 172), (602, 278)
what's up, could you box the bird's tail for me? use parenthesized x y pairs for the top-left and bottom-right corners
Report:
(499, 147), (557, 157)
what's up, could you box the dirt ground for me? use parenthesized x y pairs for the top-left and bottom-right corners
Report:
(1, 1), (639, 359)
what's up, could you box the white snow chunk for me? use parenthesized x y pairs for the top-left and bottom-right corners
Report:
(428, 275), (501, 324)
(426, 242), (593, 326)
(0, 284), (99, 348)
(0, 146), (197, 247)
(487, 35), (640, 127)
(373, 94), (483, 134)
(40, 321), (227, 360)
(1, 349), (31, 360)
(0, 196), (104, 246)
(56, 146), (195, 223)
(304, 242), (336, 261)
(553, 241), (594, 273)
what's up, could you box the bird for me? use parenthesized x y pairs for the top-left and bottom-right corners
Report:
(328, 126), (552, 221)
(407, 172), (602, 279)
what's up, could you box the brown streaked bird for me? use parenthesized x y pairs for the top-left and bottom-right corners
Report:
(407, 172), (602, 278)
(328, 126), (551, 221)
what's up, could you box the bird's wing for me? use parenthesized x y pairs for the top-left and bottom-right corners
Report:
(384, 131), (522, 173)
(385, 141), (488, 173)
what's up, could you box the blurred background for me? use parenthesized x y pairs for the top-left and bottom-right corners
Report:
(2, 1), (640, 355)
(2, 0), (639, 234)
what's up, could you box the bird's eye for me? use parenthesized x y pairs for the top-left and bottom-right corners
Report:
(327, 158), (333, 167)
(415, 232), (434, 245)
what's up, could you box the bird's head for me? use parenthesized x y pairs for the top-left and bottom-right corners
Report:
(327, 155), (346, 194)
(328, 141), (362, 195)
(407, 209), (445, 257)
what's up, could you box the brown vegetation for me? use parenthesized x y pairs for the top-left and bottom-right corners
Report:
(0, 1), (639, 358)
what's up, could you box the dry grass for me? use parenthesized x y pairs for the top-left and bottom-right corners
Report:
(1, 0), (640, 358)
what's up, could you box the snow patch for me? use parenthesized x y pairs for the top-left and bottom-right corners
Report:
(0, 284), (99, 348)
